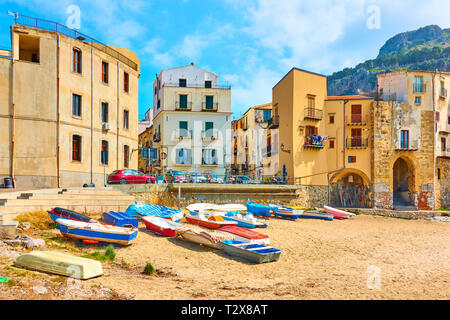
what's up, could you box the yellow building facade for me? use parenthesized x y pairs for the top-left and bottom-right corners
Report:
(0, 17), (140, 188)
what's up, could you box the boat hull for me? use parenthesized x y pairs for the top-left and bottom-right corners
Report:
(185, 215), (237, 229)
(323, 206), (355, 220)
(177, 230), (223, 249)
(219, 225), (269, 245)
(56, 219), (138, 246)
(221, 240), (282, 264)
(142, 216), (181, 237)
(246, 201), (272, 217)
(300, 211), (333, 221)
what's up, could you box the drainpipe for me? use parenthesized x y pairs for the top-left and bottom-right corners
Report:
(90, 47), (94, 184)
(10, 27), (16, 188)
(56, 34), (61, 188)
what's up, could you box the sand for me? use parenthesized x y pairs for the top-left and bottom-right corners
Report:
(87, 215), (450, 300)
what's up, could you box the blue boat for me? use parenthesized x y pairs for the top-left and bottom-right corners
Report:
(268, 203), (303, 220)
(221, 240), (282, 264)
(299, 211), (334, 221)
(124, 202), (184, 222)
(102, 211), (138, 228)
(56, 218), (138, 246)
(222, 212), (268, 229)
(246, 201), (272, 217)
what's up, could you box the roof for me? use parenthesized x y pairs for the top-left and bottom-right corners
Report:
(273, 67), (327, 89)
(241, 102), (272, 118)
(157, 63), (219, 78)
(326, 95), (374, 101)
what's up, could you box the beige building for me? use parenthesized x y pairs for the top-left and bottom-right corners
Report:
(0, 15), (140, 188)
(231, 103), (279, 181)
(151, 63), (232, 177)
(273, 67), (449, 210)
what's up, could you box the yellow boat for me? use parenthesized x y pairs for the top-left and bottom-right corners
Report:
(14, 251), (103, 280)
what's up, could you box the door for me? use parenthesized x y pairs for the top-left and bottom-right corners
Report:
(351, 105), (362, 123)
(351, 128), (362, 147)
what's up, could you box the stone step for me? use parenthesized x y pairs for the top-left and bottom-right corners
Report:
(0, 198), (134, 207)
(60, 189), (126, 196)
(17, 193), (135, 201)
(0, 205), (131, 223)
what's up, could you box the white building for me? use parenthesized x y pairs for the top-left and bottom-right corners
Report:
(152, 63), (232, 177)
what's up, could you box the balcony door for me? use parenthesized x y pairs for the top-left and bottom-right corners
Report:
(351, 128), (362, 147)
(351, 105), (362, 123)
(400, 130), (409, 149)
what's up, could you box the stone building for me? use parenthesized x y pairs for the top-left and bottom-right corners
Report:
(0, 15), (140, 188)
(273, 68), (449, 210)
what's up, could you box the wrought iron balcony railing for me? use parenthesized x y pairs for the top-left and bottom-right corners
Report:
(175, 101), (192, 111)
(304, 108), (323, 120)
(201, 102), (218, 111)
(268, 115), (279, 129)
(345, 137), (369, 148)
(346, 114), (369, 125)
(395, 139), (419, 151)
(304, 135), (325, 149)
(153, 132), (161, 142)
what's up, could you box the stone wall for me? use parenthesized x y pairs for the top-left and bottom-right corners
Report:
(290, 185), (329, 208)
(436, 157), (450, 209)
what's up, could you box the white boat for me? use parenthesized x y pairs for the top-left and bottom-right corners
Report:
(186, 203), (216, 212)
(323, 206), (356, 219)
(220, 212), (268, 229)
(211, 203), (247, 212)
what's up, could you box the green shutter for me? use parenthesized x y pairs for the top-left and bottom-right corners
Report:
(179, 121), (188, 130)
(206, 96), (213, 109)
(180, 95), (188, 108)
(205, 122), (214, 131)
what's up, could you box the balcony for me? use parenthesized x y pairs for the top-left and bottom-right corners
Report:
(346, 114), (369, 126)
(163, 83), (231, 89)
(304, 108), (323, 121)
(173, 129), (193, 140)
(201, 102), (218, 111)
(413, 83), (426, 93)
(268, 115), (279, 129)
(395, 139), (419, 151)
(304, 135), (325, 149)
(175, 101), (192, 111)
(346, 137), (369, 148)
(439, 147), (450, 157)
(153, 132), (161, 143)
(440, 88), (448, 99)
(201, 129), (219, 141)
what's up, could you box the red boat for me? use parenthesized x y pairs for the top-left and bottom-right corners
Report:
(218, 225), (269, 245)
(185, 214), (237, 229)
(142, 216), (187, 237)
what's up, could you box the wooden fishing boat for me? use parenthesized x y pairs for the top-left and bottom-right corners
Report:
(218, 225), (269, 245)
(142, 216), (188, 237)
(185, 213), (237, 229)
(299, 211), (333, 221)
(221, 212), (268, 229)
(56, 218), (138, 246)
(246, 201), (272, 217)
(177, 228), (235, 249)
(125, 202), (184, 222)
(221, 240), (282, 264)
(268, 203), (303, 220)
(102, 211), (138, 228)
(14, 251), (103, 279)
(323, 206), (356, 220)
(47, 207), (97, 223)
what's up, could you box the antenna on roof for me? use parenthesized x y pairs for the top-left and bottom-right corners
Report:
(7, 11), (18, 19)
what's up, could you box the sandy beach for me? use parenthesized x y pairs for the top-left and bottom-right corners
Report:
(81, 214), (450, 300)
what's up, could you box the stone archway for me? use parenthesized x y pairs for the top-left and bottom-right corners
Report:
(330, 170), (371, 208)
(393, 157), (414, 207)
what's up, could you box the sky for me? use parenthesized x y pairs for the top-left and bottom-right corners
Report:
(0, 0), (449, 119)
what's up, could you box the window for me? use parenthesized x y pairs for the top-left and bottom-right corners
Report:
(101, 102), (108, 123)
(351, 105), (362, 123)
(413, 76), (423, 92)
(179, 121), (188, 137)
(179, 79), (187, 87)
(448, 116), (450, 125)
(329, 140), (335, 149)
(400, 130), (409, 149)
(348, 156), (356, 163)
(307, 95), (315, 108)
(442, 137), (446, 152)
(205, 80), (212, 88)
(440, 81), (446, 97)
(351, 128), (362, 147)
(73, 48), (82, 73)
(124, 145), (129, 168)
(157, 99), (160, 109)
(102, 61), (109, 84)
(124, 72), (129, 93)
(414, 96), (421, 105)
(19, 34), (40, 63)
(205, 96), (214, 110)
(123, 110), (129, 129)
(205, 122), (214, 137)
(72, 135), (81, 161)
(72, 94), (82, 117)
(329, 115), (335, 124)
(179, 95), (188, 109)
(176, 149), (192, 164)
(101, 140), (109, 165)
(438, 168), (441, 180)
(202, 149), (218, 165)
(436, 112), (440, 122)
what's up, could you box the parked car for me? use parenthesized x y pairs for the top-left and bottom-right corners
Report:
(188, 172), (207, 183)
(237, 176), (254, 184)
(226, 175), (239, 184)
(155, 175), (166, 184)
(205, 173), (223, 184)
(166, 170), (187, 183)
(108, 170), (155, 184)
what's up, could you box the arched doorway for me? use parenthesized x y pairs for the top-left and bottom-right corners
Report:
(330, 171), (370, 208)
(393, 158), (414, 207)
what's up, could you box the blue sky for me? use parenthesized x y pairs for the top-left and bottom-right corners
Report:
(0, 0), (449, 119)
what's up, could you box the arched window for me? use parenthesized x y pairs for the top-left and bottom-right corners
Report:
(73, 48), (82, 73)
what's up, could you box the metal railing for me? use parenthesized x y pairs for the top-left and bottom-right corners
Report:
(268, 115), (280, 128)
(304, 108), (323, 120)
(163, 83), (231, 89)
(304, 135), (325, 148)
(346, 114), (369, 125)
(395, 139), (419, 150)
(201, 102), (218, 111)
(175, 101), (192, 110)
(14, 14), (138, 71)
(346, 137), (369, 148)
(201, 129), (218, 140)
(173, 129), (193, 140)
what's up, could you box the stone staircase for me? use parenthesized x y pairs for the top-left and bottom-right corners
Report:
(0, 188), (136, 224)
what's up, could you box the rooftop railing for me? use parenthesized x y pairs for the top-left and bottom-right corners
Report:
(13, 14), (138, 71)
(163, 83), (231, 89)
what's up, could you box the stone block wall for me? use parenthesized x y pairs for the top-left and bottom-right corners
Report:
(290, 185), (329, 208)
